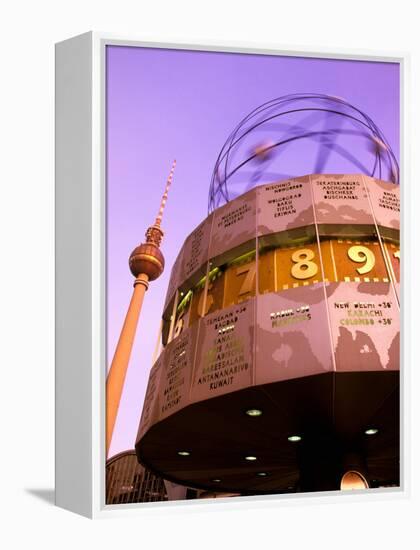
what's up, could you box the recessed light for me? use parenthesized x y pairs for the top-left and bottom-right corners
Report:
(288, 435), (302, 442)
(256, 472), (268, 477)
(211, 478), (221, 483)
(177, 450), (191, 456)
(364, 428), (379, 435)
(245, 408), (263, 417)
(245, 455), (257, 461)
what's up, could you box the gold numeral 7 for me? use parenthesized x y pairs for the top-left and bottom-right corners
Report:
(236, 262), (256, 296)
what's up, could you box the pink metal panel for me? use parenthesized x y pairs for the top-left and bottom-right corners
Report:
(209, 188), (257, 261)
(365, 176), (400, 231)
(136, 358), (163, 440)
(190, 298), (255, 403)
(158, 325), (198, 421)
(163, 248), (184, 314)
(178, 213), (213, 285)
(255, 284), (334, 384)
(257, 176), (314, 236)
(311, 174), (373, 226)
(326, 282), (399, 372)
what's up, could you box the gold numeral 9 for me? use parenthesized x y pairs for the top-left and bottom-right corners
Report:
(347, 245), (376, 275)
(291, 248), (318, 280)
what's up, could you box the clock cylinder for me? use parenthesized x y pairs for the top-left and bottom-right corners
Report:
(135, 173), (400, 494)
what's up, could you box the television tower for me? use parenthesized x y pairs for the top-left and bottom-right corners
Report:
(106, 160), (176, 456)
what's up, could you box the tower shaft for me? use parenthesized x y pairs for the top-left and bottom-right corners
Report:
(106, 274), (149, 456)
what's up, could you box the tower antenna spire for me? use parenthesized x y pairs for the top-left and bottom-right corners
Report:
(155, 159), (176, 227)
(106, 159), (176, 457)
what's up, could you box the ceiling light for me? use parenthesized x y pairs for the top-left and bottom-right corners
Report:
(245, 408), (263, 417)
(288, 435), (302, 442)
(245, 455), (257, 461)
(177, 450), (191, 456)
(364, 428), (379, 435)
(256, 472), (268, 477)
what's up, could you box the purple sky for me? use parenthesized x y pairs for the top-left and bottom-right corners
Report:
(106, 45), (399, 457)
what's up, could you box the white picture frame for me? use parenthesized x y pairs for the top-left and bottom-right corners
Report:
(55, 31), (409, 518)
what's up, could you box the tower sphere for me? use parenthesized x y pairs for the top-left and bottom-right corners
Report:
(129, 242), (165, 280)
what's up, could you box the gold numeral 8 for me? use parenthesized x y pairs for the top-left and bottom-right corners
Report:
(291, 248), (318, 280)
(347, 245), (375, 274)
